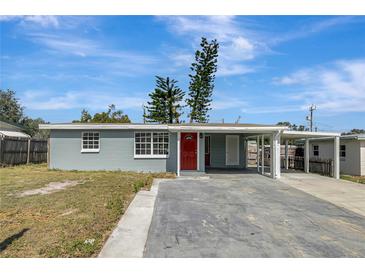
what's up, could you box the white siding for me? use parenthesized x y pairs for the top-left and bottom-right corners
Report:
(310, 139), (362, 176)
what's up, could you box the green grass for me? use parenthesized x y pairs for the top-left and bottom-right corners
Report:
(341, 175), (365, 184)
(0, 164), (174, 257)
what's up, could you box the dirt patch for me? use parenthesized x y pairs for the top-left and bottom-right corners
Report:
(14, 180), (82, 197)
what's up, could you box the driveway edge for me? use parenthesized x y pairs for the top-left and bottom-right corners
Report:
(98, 178), (167, 258)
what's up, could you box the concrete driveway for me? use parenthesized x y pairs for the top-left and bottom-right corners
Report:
(144, 173), (365, 257)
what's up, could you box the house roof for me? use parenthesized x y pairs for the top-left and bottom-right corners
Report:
(39, 122), (341, 137)
(0, 119), (25, 132)
(0, 130), (31, 139)
(39, 122), (288, 133)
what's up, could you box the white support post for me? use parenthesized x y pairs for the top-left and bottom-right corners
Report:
(271, 131), (281, 179)
(261, 135), (265, 175)
(256, 136), (260, 173)
(334, 136), (340, 179)
(270, 135), (273, 178)
(177, 132), (181, 176)
(304, 138), (310, 173)
(284, 139), (289, 170)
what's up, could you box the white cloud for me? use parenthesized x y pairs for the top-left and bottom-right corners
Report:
(211, 95), (248, 110)
(28, 33), (156, 63)
(241, 105), (306, 114)
(270, 16), (359, 45)
(0, 16), (60, 28)
(158, 16), (267, 77)
(274, 59), (365, 113)
(273, 70), (313, 85)
(20, 90), (147, 111)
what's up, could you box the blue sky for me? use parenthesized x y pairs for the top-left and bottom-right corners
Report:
(0, 15), (364, 131)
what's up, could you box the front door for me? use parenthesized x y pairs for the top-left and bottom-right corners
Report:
(181, 132), (197, 170)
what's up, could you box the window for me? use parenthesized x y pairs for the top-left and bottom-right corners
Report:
(135, 132), (169, 158)
(82, 132), (100, 152)
(313, 145), (319, 156)
(340, 145), (346, 158)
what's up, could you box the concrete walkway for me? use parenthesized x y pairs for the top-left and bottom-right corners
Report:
(279, 173), (365, 217)
(98, 179), (170, 257)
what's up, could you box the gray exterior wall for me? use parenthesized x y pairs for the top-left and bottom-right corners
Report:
(49, 130), (248, 173)
(205, 133), (246, 169)
(50, 129), (177, 172)
(309, 139), (364, 176)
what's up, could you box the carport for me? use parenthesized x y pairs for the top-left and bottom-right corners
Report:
(249, 130), (341, 179)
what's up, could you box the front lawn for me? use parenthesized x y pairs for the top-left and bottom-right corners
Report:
(0, 164), (174, 257)
(341, 175), (365, 184)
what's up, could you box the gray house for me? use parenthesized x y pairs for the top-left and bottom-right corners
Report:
(309, 134), (365, 176)
(39, 123), (341, 179)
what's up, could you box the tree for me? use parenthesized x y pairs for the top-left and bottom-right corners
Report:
(342, 128), (365, 135)
(276, 121), (307, 131)
(0, 89), (24, 123)
(186, 37), (219, 123)
(144, 76), (184, 124)
(73, 105), (131, 123)
(80, 109), (92, 122)
(22, 117), (50, 139)
(0, 89), (49, 138)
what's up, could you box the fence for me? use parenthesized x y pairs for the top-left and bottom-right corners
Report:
(0, 137), (48, 166)
(281, 155), (333, 177)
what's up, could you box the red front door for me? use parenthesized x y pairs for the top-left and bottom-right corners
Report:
(181, 132), (197, 170)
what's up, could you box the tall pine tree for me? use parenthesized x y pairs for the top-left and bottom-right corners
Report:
(144, 76), (184, 124)
(187, 37), (219, 123)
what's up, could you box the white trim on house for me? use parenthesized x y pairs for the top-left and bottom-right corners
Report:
(282, 130), (340, 138)
(133, 131), (170, 159)
(40, 124), (169, 130)
(81, 131), (100, 153)
(40, 123), (288, 133)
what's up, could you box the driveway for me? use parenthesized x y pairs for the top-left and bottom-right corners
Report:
(280, 172), (365, 217)
(144, 173), (365, 257)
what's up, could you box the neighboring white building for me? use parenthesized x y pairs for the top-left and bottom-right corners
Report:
(0, 120), (30, 139)
(309, 134), (365, 176)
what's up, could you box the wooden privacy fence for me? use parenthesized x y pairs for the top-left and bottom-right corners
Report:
(281, 156), (333, 177)
(0, 137), (48, 166)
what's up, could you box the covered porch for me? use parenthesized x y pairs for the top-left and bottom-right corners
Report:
(168, 124), (340, 179)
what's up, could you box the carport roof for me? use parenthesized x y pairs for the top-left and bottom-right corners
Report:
(282, 130), (340, 139)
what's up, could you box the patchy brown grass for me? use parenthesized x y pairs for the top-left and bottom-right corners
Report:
(0, 164), (174, 257)
(341, 175), (365, 184)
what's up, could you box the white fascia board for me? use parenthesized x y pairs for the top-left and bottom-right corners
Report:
(282, 130), (341, 138)
(39, 123), (288, 133)
(168, 126), (287, 132)
(39, 124), (169, 130)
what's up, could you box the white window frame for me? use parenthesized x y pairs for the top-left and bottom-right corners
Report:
(340, 144), (346, 159)
(313, 145), (319, 157)
(81, 131), (100, 153)
(134, 131), (169, 159)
